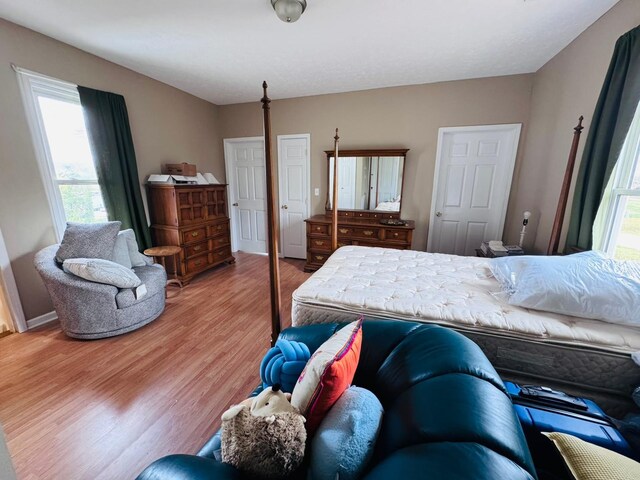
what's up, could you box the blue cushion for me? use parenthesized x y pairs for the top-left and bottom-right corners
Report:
(309, 386), (384, 480)
(260, 339), (310, 393)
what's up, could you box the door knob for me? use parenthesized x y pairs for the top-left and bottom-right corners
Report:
(232, 202), (239, 206)
(435, 211), (442, 217)
(281, 205), (288, 209)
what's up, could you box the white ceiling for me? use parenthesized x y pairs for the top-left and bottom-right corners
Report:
(0, 0), (619, 105)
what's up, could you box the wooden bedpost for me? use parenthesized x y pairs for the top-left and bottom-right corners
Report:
(547, 116), (584, 256)
(331, 129), (340, 251)
(261, 82), (282, 346)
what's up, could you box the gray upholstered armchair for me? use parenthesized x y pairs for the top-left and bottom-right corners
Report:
(34, 245), (166, 339)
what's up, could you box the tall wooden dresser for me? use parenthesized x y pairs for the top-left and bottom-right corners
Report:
(147, 184), (234, 283)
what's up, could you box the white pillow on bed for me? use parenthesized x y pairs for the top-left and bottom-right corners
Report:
(490, 251), (600, 293)
(497, 253), (640, 326)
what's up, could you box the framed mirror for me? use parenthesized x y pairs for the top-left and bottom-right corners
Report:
(326, 149), (409, 217)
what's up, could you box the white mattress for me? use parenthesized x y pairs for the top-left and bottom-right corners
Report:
(292, 246), (640, 354)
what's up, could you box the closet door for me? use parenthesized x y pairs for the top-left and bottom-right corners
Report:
(428, 124), (521, 256)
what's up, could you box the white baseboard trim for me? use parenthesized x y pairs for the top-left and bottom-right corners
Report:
(26, 311), (58, 330)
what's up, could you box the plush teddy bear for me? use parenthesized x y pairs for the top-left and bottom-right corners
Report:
(221, 384), (307, 479)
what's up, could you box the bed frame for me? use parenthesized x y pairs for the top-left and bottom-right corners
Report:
(261, 83), (340, 344)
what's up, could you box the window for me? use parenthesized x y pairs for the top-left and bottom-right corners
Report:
(15, 67), (107, 240)
(595, 102), (640, 260)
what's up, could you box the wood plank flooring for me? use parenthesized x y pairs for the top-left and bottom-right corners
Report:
(0, 252), (309, 480)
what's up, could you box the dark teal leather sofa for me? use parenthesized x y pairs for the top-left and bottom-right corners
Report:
(138, 320), (537, 480)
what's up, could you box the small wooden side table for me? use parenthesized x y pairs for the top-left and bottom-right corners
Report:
(143, 246), (183, 294)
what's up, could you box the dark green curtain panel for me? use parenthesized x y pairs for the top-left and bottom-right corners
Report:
(78, 87), (152, 250)
(565, 26), (640, 251)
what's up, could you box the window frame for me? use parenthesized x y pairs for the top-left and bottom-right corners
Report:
(15, 66), (101, 241)
(597, 105), (640, 257)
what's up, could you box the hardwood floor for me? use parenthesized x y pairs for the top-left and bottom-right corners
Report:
(0, 252), (310, 480)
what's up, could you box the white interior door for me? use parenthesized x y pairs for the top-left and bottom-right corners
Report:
(278, 134), (310, 259)
(427, 124), (521, 256)
(224, 138), (267, 254)
(338, 157), (357, 209)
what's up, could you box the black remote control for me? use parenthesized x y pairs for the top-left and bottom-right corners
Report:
(519, 385), (589, 411)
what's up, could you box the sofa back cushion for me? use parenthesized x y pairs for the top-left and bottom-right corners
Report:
(55, 222), (121, 264)
(283, 320), (537, 479)
(112, 233), (133, 269)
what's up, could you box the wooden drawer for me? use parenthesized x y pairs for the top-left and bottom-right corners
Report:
(337, 226), (381, 239)
(307, 251), (330, 265)
(210, 246), (232, 263)
(309, 237), (331, 252)
(383, 229), (410, 242)
(308, 223), (330, 235)
(351, 227), (380, 240)
(185, 240), (209, 258)
(186, 254), (209, 274)
(182, 227), (206, 244)
(207, 221), (229, 237)
(336, 226), (353, 237)
(211, 235), (230, 249)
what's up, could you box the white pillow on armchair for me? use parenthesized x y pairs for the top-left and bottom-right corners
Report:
(63, 258), (142, 289)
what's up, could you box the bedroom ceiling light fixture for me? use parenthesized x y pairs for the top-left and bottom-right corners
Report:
(271, 0), (306, 23)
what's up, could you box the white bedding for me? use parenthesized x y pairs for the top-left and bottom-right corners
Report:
(292, 246), (640, 354)
(373, 201), (400, 211)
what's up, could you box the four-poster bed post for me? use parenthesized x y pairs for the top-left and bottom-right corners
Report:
(547, 116), (584, 256)
(261, 82), (282, 346)
(331, 129), (340, 251)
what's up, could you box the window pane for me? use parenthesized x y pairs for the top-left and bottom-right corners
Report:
(59, 184), (108, 224)
(613, 196), (640, 261)
(37, 96), (98, 181)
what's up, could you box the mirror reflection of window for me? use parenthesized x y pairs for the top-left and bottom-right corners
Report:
(329, 155), (404, 212)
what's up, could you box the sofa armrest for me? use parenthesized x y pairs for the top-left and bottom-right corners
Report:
(136, 455), (245, 480)
(34, 245), (118, 311)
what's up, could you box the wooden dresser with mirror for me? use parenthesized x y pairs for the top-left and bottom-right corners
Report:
(304, 149), (415, 272)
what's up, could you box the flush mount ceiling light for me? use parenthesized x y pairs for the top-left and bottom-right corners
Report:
(271, 0), (307, 23)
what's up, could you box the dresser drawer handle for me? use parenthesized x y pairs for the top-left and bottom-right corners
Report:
(217, 251), (225, 256)
(191, 231), (200, 237)
(393, 232), (399, 237)
(217, 225), (223, 230)
(339, 228), (348, 234)
(194, 260), (203, 267)
(316, 226), (322, 231)
(363, 230), (374, 236)
(194, 245), (202, 251)
(315, 255), (324, 261)
(314, 240), (325, 246)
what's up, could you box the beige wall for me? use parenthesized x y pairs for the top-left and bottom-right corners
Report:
(1, 0), (636, 320)
(219, 75), (534, 252)
(0, 19), (223, 319)
(516, 0), (640, 253)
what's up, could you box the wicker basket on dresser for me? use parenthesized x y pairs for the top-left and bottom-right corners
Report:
(304, 213), (415, 272)
(147, 184), (235, 283)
